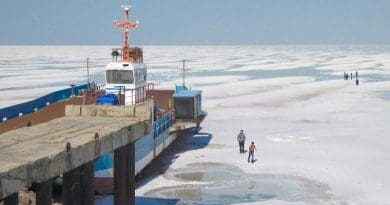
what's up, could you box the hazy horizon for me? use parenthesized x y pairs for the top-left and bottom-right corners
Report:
(1, 44), (390, 46)
(1, 0), (389, 45)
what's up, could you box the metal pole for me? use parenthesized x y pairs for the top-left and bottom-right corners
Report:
(123, 86), (126, 106)
(87, 58), (90, 89)
(182, 59), (186, 87)
(118, 86), (122, 105)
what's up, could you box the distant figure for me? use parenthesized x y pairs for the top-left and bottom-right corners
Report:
(237, 130), (246, 154)
(350, 72), (353, 80)
(343, 72), (347, 80)
(346, 73), (349, 80)
(248, 142), (256, 163)
(355, 71), (359, 79)
(356, 79), (359, 86)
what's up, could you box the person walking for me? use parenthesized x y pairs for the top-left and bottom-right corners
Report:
(350, 72), (353, 80)
(237, 130), (246, 154)
(248, 142), (256, 163)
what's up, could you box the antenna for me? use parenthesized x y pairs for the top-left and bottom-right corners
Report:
(123, 0), (130, 7)
(182, 59), (186, 87)
(114, 4), (140, 62)
(86, 58), (90, 88)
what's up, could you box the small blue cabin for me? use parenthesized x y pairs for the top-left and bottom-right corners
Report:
(173, 85), (203, 120)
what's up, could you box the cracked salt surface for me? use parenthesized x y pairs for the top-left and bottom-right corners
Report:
(2, 46), (390, 204)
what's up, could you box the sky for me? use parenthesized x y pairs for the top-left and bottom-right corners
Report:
(0, 0), (389, 45)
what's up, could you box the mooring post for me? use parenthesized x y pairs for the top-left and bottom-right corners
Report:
(114, 141), (135, 205)
(3, 193), (18, 205)
(33, 179), (52, 205)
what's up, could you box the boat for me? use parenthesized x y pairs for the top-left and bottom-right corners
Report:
(0, 4), (207, 195)
(91, 5), (207, 194)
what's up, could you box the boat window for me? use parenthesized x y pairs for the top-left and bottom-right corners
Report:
(135, 69), (147, 83)
(106, 70), (134, 84)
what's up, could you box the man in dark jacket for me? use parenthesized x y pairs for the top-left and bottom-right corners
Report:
(237, 130), (246, 154)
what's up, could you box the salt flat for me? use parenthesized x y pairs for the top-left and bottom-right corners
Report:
(1, 46), (390, 204)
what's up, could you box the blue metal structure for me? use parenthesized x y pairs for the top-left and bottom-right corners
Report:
(173, 85), (203, 120)
(94, 110), (174, 172)
(0, 83), (91, 122)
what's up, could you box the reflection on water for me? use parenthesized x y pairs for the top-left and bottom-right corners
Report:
(95, 195), (179, 205)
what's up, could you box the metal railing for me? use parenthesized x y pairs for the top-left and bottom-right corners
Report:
(126, 83), (154, 105)
(153, 111), (174, 138)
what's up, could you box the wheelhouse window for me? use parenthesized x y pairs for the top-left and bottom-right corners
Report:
(135, 69), (147, 84)
(106, 70), (134, 84)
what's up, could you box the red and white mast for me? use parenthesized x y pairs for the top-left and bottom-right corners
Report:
(113, 5), (140, 62)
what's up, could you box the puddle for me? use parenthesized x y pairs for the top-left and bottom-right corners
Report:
(363, 74), (390, 83)
(145, 163), (336, 204)
(296, 93), (320, 101)
(174, 168), (243, 182)
(378, 90), (390, 100)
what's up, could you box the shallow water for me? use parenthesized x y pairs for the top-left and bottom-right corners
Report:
(145, 163), (333, 204)
(174, 168), (243, 182)
(95, 195), (179, 205)
(379, 90), (390, 100)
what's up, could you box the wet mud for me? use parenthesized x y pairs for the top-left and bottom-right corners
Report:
(145, 163), (342, 204)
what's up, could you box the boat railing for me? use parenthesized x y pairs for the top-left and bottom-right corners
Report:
(153, 110), (175, 138)
(126, 83), (154, 105)
(111, 47), (143, 63)
(0, 83), (92, 123)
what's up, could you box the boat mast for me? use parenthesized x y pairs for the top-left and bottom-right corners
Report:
(86, 57), (90, 87)
(182, 59), (186, 87)
(113, 5), (139, 62)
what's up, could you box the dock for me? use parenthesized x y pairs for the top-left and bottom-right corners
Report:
(0, 103), (151, 205)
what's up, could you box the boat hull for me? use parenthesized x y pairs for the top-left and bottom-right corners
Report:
(94, 128), (174, 194)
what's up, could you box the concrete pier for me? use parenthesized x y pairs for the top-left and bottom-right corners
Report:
(80, 161), (95, 205)
(2, 193), (18, 205)
(0, 104), (151, 205)
(32, 179), (52, 205)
